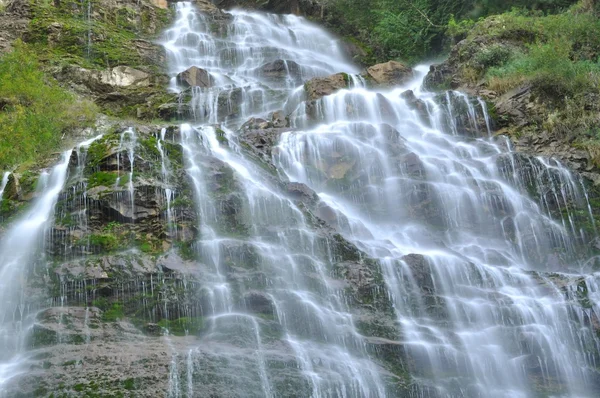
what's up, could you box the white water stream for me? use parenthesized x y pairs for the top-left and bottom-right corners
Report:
(161, 2), (600, 397)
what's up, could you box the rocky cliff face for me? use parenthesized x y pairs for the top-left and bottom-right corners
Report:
(1, 1), (600, 397)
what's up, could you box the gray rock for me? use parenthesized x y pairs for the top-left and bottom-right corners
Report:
(176, 66), (214, 88)
(367, 61), (413, 86)
(304, 73), (349, 100)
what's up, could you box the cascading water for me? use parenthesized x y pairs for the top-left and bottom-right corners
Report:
(157, 127), (178, 238)
(0, 151), (72, 388)
(116, 127), (137, 217)
(0, 172), (9, 201)
(0, 1), (596, 396)
(163, 3), (389, 396)
(161, 2), (600, 397)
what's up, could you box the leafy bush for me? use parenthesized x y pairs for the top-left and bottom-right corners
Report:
(323, 0), (579, 63)
(474, 44), (514, 69)
(0, 41), (96, 170)
(88, 171), (118, 188)
(447, 15), (476, 42)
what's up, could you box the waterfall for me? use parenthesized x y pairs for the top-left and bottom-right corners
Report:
(116, 127), (136, 219)
(0, 1), (597, 396)
(0, 151), (72, 386)
(0, 172), (9, 201)
(161, 2), (600, 397)
(157, 128), (178, 238)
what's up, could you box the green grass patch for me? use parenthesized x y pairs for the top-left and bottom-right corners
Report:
(88, 232), (120, 252)
(101, 303), (124, 322)
(474, 5), (600, 97)
(0, 41), (96, 170)
(88, 171), (118, 188)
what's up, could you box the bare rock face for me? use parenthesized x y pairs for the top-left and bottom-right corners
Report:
(254, 59), (303, 84)
(304, 73), (349, 100)
(176, 66), (214, 88)
(56, 65), (161, 94)
(99, 66), (152, 87)
(367, 61), (413, 86)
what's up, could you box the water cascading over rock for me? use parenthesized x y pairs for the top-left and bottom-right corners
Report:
(160, 2), (600, 397)
(1, 1), (600, 397)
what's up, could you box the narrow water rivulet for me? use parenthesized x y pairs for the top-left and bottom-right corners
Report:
(0, 1), (600, 397)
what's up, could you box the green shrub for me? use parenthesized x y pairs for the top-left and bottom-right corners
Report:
(0, 41), (96, 170)
(102, 303), (124, 322)
(88, 171), (118, 188)
(89, 233), (119, 252)
(487, 37), (600, 97)
(447, 14), (476, 42)
(474, 44), (514, 69)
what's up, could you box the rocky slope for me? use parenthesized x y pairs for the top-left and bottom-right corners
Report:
(1, 1), (600, 397)
(424, 11), (600, 188)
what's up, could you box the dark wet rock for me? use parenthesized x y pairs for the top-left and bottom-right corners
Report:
(254, 59), (302, 84)
(0, 0), (31, 53)
(401, 254), (435, 293)
(435, 91), (490, 137)
(367, 61), (413, 87)
(400, 89), (429, 121)
(242, 291), (274, 315)
(270, 110), (289, 128)
(176, 66), (214, 88)
(239, 127), (291, 162)
(284, 182), (318, 204)
(423, 63), (458, 91)
(304, 72), (349, 100)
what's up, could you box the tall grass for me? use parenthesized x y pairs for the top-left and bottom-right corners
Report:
(0, 42), (97, 169)
(480, 7), (600, 96)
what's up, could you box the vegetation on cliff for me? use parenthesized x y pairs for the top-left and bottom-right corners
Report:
(323, 0), (579, 63)
(430, 0), (600, 168)
(0, 42), (96, 170)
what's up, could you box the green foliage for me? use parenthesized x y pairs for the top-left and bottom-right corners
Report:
(89, 232), (119, 252)
(0, 42), (96, 169)
(88, 171), (118, 188)
(324, 0), (579, 62)
(85, 139), (111, 171)
(101, 303), (124, 322)
(28, 0), (171, 71)
(483, 7), (600, 97)
(446, 15), (476, 42)
(474, 44), (513, 69)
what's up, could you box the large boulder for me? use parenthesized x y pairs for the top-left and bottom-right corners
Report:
(56, 65), (154, 92)
(254, 59), (302, 84)
(99, 66), (151, 88)
(366, 61), (413, 86)
(176, 66), (214, 88)
(304, 73), (349, 100)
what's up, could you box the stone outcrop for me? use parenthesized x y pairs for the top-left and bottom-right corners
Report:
(304, 72), (349, 100)
(366, 61), (413, 86)
(56, 65), (159, 93)
(0, 0), (31, 53)
(253, 59), (303, 84)
(176, 66), (214, 88)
